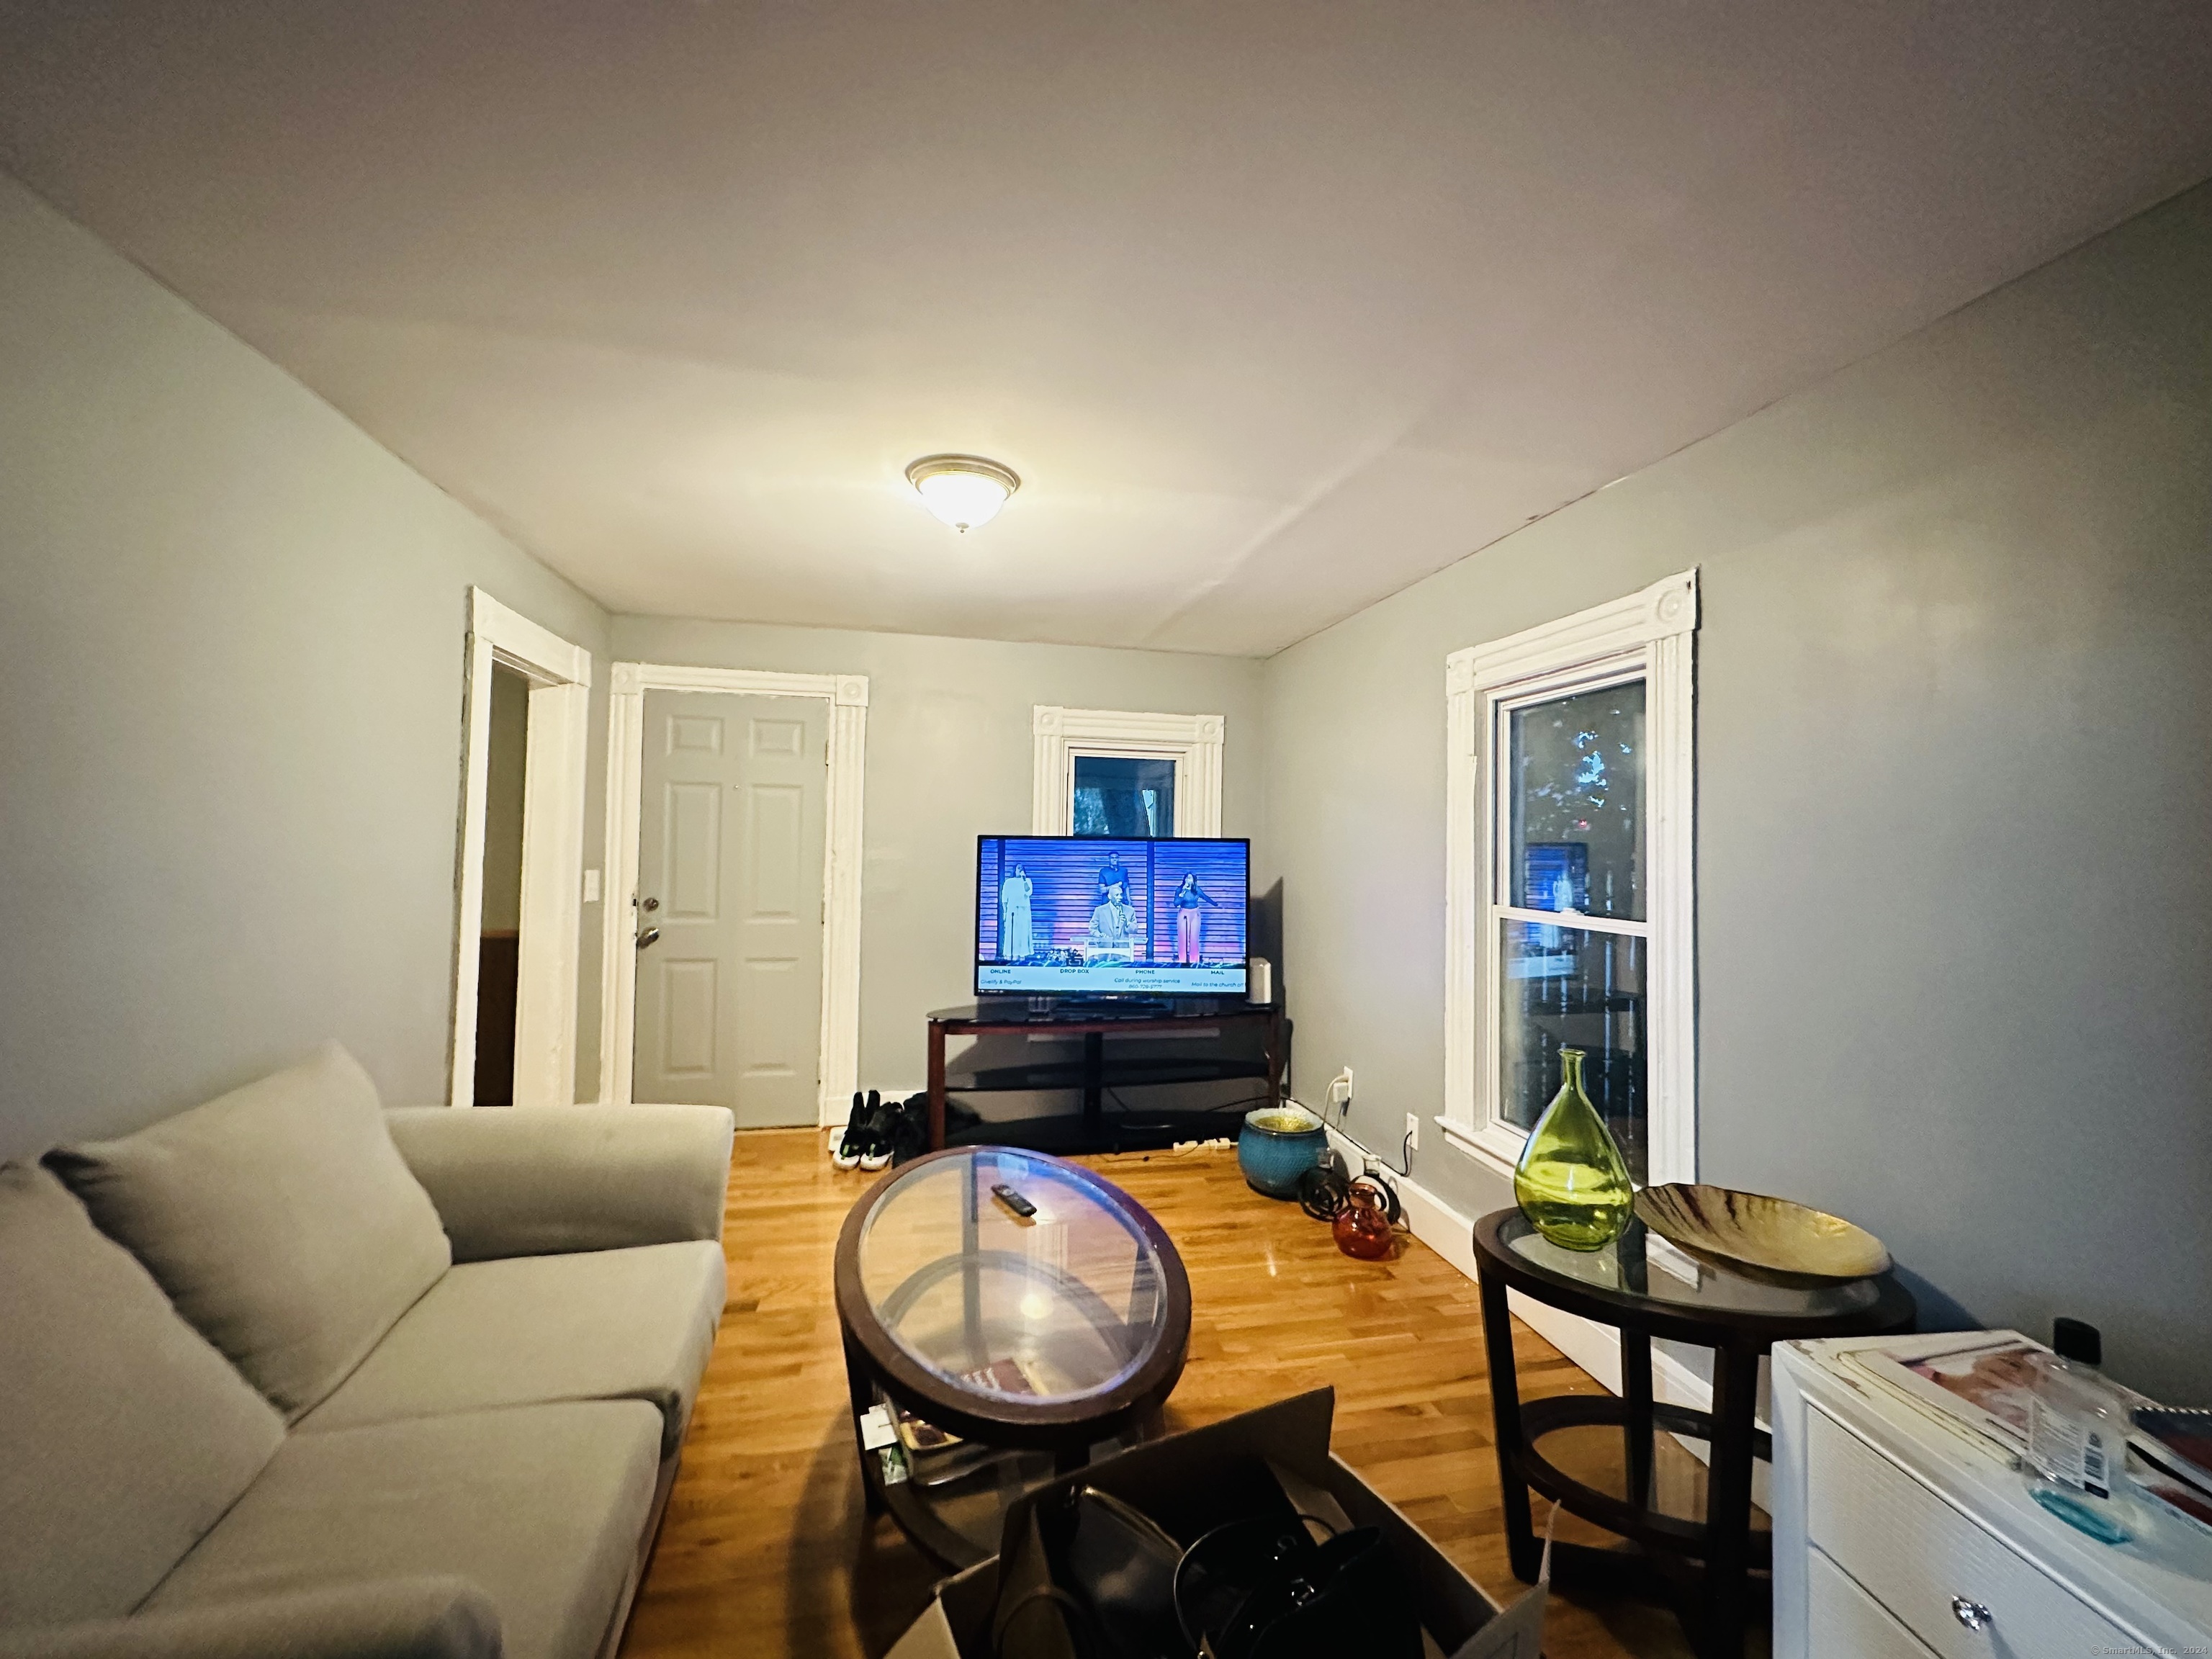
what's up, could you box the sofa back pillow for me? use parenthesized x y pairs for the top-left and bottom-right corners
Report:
(46, 1041), (451, 1421)
(0, 1161), (287, 1626)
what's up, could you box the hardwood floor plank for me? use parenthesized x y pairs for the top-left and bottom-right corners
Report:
(620, 1130), (1755, 1659)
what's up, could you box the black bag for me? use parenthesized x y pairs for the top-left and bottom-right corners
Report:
(1200, 1525), (1418, 1659)
(992, 1484), (1187, 1659)
(991, 1465), (1422, 1659)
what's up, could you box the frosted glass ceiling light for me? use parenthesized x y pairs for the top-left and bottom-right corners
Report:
(906, 454), (1020, 532)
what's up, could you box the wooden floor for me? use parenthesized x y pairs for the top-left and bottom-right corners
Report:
(621, 1130), (1759, 1659)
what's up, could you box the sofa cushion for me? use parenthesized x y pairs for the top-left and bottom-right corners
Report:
(47, 1041), (451, 1419)
(0, 1578), (500, 1659)
(385, 1105), (734, 1262)
(146, 1403), (662, 1659)
(298, 1241), (727, 1457)
(0, 1162), (286, 1626)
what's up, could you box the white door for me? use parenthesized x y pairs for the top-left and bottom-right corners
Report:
(633, 691), (828, 1125)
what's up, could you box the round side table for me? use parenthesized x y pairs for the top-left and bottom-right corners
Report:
(834, 1145), (1192, 1565)
(1472, 1208), (1914, 1659)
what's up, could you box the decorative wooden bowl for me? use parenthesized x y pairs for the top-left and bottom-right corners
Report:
(1632, 1184), (1891, 1285)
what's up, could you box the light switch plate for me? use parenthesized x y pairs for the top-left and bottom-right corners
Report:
(583, 868), (602, 903)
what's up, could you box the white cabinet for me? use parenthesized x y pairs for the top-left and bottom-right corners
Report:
(1805, 1548), (1936, 1659)
(1772, 1338), (2212, 1659)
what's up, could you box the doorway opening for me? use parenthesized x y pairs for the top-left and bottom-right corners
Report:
(472, 664), (529, 1104)
(451, 588), (592, 1107)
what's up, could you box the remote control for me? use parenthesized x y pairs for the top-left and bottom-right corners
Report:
(991, 1184), (1037, 1218)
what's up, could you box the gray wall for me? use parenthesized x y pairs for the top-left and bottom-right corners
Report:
(1261, 181), (2212, 1398)
(609, 616), (1265, 1092)
(0, 174), (612, 1160)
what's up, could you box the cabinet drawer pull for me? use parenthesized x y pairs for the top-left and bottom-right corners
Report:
(1951, 1596), (1994, 1632)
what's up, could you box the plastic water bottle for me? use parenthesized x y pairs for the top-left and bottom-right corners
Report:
(2025, 1318), (2135, 1544)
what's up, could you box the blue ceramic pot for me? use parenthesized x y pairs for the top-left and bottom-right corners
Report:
(1238, 1104), (1327, 1198)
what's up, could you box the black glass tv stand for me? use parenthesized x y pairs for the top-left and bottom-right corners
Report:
(926, 1000), (1285, 1154)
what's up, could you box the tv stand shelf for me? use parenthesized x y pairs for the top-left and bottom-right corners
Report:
(925, 1002), (1284, 1154)
(946, 1056), (1271, 1094)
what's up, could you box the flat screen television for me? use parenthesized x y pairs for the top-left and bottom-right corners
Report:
(976, 835), (1249, 998)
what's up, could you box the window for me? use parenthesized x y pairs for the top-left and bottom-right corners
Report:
(1032, 707), (1224, 836)
(1071, 754), (1177, 837)
(1440, 570), (1697, 1187)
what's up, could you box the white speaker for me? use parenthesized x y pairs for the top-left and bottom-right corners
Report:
(1248, 956), (1273, 1005)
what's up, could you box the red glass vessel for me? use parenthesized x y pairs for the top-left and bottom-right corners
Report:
(1332, 1182), (1395, 1259)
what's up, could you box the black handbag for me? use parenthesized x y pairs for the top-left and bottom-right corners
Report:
(991, 1464), (1421, 1659)
(992, 1484), (1187, 1659)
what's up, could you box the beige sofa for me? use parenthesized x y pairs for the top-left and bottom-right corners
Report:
(0, 1042), (735, 1659)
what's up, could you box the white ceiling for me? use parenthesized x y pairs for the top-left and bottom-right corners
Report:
(4, 3), (2210, 657)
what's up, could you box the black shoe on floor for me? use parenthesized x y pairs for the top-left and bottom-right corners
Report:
(832, 1091), (869, 1169)
(856, 1089), (891, 1171)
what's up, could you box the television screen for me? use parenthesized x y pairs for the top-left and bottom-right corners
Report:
(976, 835), (1249, 997)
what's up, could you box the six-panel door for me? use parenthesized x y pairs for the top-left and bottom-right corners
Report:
(634, 691), (829, 1125)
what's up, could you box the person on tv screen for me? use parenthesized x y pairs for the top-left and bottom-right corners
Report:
(1172, 871), (1220, 964)
(1087, 886), (1140, 956)
(998, 863), (1033, 961)
(1096, 851), (1128, 907)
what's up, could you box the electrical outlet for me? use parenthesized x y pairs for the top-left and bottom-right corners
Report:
(582, 868), (602, 903)
(1405, 1112), (1421, 1151)
(1328, 1069), (1354, 1112)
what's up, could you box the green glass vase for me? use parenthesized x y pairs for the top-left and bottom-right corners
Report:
(1513, 1048), (1634, 1251)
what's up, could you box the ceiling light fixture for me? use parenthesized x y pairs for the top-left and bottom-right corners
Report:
(905, 454), (1020, 532)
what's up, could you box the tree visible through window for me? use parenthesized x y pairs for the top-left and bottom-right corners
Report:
(1072, 755), (1177, 837)
(1501, 679), (1647, 1182)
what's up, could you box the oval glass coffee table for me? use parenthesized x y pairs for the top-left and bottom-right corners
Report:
(833, 1145), (1192, 1565)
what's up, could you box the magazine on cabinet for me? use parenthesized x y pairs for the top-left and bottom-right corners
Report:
(1820, 1331), (2160, 1466)
(1830, 1331), (2048, 1458)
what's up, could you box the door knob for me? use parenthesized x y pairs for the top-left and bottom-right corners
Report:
(635, 927), (662, 951)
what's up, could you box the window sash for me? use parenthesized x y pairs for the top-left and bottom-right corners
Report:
(1488, 660), (1647, 911)
(1482, 657), (1648, 1143)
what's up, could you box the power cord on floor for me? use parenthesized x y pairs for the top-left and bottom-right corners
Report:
(1314, 1071), (1411, 1179)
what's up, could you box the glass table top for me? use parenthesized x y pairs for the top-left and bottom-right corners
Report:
(855, 1148), (1176, 1406)
(1498, 1210), (1887, 1318)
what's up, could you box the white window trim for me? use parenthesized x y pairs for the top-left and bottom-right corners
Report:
(451, 588), (593, 1108)
(1031, 706), (1224, 837)
(597, 662), (868, 1125)
(1438, 568), (1699, 1187)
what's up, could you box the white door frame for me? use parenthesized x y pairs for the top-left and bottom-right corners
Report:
(451, 588), (592, 1108)
(599, 663), (868, 1123)
(1031, 706), (1224, 835)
